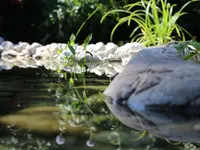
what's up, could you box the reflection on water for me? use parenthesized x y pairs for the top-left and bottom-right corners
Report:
(0, 67), (199, 150)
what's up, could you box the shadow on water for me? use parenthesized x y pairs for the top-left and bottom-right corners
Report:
(0, 67), (199, 150)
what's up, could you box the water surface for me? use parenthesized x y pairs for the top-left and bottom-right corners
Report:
(0, 67), (198, 150)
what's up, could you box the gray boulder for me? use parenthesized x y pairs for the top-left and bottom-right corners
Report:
(103, 43), (200, 129)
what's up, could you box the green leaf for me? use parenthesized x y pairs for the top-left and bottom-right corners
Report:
(165, 138), (181, 145)
(64, 72), (67, 79)
(84, 33), (93, 47)
(57, 69), (61, 73)
(133, 131), (146, 141)
(188, 41), (200, 50)
(82, 90), (87, 99)
(101, 0), (197, 46)
(173, 43), (187, 53)
(183, 52), (197, 60)
(68, 43), (76, 55)
(78, 58), (85, 67)
(69, 77), (74, 86)
(57, 49), (62, 55)
(69, 34), (76, 45)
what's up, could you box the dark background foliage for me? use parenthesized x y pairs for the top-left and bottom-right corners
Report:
(0, 0), (199, 44)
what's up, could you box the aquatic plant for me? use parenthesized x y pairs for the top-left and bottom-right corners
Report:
(101, 0), (198, 46)
(55, 6), (97, 85)
(55, 16), (100, 140)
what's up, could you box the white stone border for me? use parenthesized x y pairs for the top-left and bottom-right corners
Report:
(0, 37), (145, 77)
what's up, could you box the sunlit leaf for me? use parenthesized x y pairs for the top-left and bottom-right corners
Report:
(68, 43), (76, 55)
(84, 33), (93, 48)
(69, 34), (76, 45)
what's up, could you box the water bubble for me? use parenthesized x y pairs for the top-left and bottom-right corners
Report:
(56, 134), (65, 145)
(86, 139), (95, 147)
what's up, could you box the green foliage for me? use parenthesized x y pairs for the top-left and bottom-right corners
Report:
(56, 30), (94, 114)
(174, 40), (200, 63)
(47, 0), (100, 23)
(101, 0), (198, 46)
(39, 0), (126, 44)
(133, 131), (147, 141)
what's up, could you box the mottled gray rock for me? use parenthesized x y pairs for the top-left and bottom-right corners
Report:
(103, 44), (200, 126)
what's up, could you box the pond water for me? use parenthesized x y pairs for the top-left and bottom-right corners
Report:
(0, 67), (199, 150)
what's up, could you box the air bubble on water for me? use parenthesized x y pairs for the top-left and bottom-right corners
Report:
(56, 134), (65, 145)
(86, 139), (95, 147)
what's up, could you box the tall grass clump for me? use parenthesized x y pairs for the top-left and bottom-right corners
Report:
(101, 0), (198, 46)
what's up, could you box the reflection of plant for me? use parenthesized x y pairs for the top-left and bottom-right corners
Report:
(101, 0), (197, 46)
(109, 131), (121, 147)
(55, 29), (96, 138)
